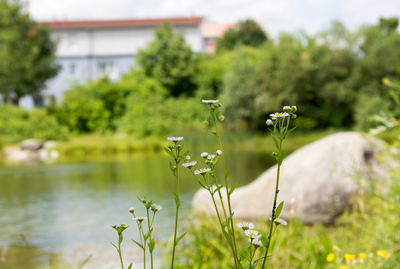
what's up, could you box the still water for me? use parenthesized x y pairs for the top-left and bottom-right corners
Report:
(0, 149), (275, 268)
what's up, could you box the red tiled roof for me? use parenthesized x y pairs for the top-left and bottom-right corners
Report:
(39, 17), (204, 30)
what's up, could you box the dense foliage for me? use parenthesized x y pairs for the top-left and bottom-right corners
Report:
(137, 22), (197, 97)
(0, 105), (69, 142)
(0, 0), (59, 105)
(2, 17), (400, 143)
(216, 19), (268, 52)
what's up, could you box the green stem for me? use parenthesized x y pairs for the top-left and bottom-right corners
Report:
(214, 114), (240, 268)
(147, 209), (153, 269)
(171, 163), (180, 269)
(140, 223), (146, 269)
(118, 240), (124, 269)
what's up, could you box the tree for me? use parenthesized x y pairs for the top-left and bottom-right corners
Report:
(216, 19), (267, 52)
(136, 22), (196, 97)
(0, 0), (59, 105)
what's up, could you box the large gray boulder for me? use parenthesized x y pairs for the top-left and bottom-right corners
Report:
(192, 132), (394, 224)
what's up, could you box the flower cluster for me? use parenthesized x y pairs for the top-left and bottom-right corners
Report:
(266, 105), (297, 126)
(237, 222), (264, 247)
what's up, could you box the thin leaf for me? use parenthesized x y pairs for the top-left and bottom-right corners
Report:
(163, 147), (174, 157)
(222, 229), (233, 249)
(284, 126), (297, 139)
(110, 242), (118, 251)
(127, 263), (133, 269)
(196, 178), (207, 189)
(225, 169), (230, 180)
(271, 133), (279, 149)
(277, 152), (286, 166)
(174, 192), (180, 208)
(213, 185), (224, 195)
(175, 231), (187, 246)
(149, 238), (155, 252)
(227, 212), (234, 224)
(169, 161), (176, 176)
(178, 150), (190, 164)
(131, 239), (144, 250)
(260, 236), (268, 247)
(275, 201), (284, 219)
(201, 127), (213, 133)
(229, 182), (238, 196)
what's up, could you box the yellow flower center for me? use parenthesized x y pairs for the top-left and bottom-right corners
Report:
(249, 233), (256, 238)
(276, 113), (283, 116)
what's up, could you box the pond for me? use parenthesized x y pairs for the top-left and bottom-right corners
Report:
(0, 149), (276, 268)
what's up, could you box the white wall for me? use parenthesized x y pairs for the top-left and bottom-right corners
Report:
(53, 24), (203, 57)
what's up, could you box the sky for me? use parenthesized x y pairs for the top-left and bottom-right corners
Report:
(28, 0), (400, 36)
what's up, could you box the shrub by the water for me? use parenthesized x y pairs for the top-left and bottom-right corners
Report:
(0, 105), (69, 143)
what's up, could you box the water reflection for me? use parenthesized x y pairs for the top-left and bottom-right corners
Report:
(0, 150), (275, 267)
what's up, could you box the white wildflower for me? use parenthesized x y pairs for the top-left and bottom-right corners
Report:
(132, 216), (147, 222)
(249, 238), (263, 247)
(202, 99), (219, 104)
(128, 207), (135, 213)
(283, 106), (292, 112)
(269, 217), (288, 226)
(167, 137), (184, 142)
(266, 119), (273, 125)
(270, 112), (289, 118)
(237, 222), (255, 231)
(201, 152), (208, 158)
(216, 150), (222, 155)
(151, 205), (163, 212)
(182, 161), (197, 168)
(207, 154), (216, 159)
(194, 168), (211, 175)
(244, 229), (261, 240)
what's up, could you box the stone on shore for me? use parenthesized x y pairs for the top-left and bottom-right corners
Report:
(192, 132), (394, 224)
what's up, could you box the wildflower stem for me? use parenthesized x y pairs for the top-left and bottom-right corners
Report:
(118, 240), (124, 269)
(213, 114), (240, 268)
(261, 148), (281, 269)
(147, 209), (153, 269)
(171, 160), (180, 269)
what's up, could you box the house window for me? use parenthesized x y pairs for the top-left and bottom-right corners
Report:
(33, 96), (44, 107)
(70, 64), (76, 75)
(97, 62), (118, 80)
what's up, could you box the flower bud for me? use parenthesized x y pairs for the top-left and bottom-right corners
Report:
(186, 155), (191, 161)
(272, 152), (277, 157)
(112, 224), (117, 229)
(201, 152), (208, 158)
(218, 115), (225, 121)
(129, 207), (135, 213)
(291, 105), (297, 112)
(266, 119), (273, 125)
(382, 78), (391, 86)
(272, 117), (278, 121)
(292, 114), (297, 119)
(283, 106), (291, 113)
(217, 150), (222, 155)
(177, 145), (182, 149)
(203, 120), (209, 126)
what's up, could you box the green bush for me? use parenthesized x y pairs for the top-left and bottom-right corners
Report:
(0, 105), (69, 143)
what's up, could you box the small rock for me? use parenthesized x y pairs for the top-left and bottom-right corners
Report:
(44, 141), (57, 149)
(20, 139), (43, 151)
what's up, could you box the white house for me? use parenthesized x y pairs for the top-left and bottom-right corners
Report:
(19, 17), (205, 109)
